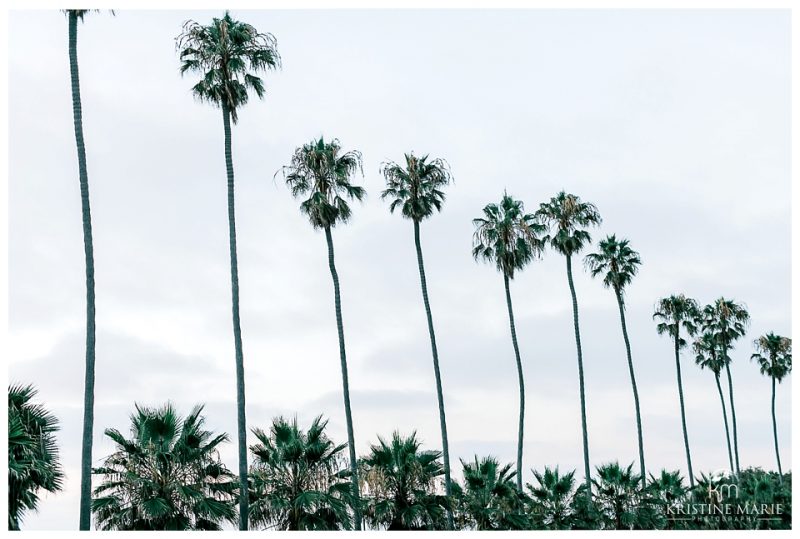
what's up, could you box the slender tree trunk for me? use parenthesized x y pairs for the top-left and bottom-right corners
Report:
(714, 373), (735, 474)
(771, 375), (783, 481)
(502, 273), (525, 492)
(324, 226), (362, 530)
(413, 221), (453, 528)
(723, 352), (741, 475)
(565, 255), (591, 501)
(673, 333), (694, 488)
(614, 290), (645, 488)
(69, 12), (96, 530)
(221, 103), (249, 529)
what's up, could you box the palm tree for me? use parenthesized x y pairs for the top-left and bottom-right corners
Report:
(360, 432), (448, 530)
(592, 462), (659, 530)
(472, 193), (545, 491)
(280, 137), (365, 528)
(693, 332), (735, 473)
(92, 403), (238, 530)
(527, 467), (577, 530)
(451, 456), (529, 530)
(700, 298), (750, 474)
(584, 235), (645, 486)
(653, 294), (701, 488)
(751, 333), (792, 480)
(380, 152), (454, 527)
(249, 415), (354, 530)
(8, 384), (64, 530)
(536, 191), (601, 500)
(177, 13), (280, 529)
(648, 469), (688, 529)
(63, 9), (102, 529)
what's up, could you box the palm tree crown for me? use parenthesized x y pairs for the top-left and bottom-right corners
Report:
(536, 191), (602, 256)
(701, 298), (750, 357)
(380, 153), (451, 222)
(653, 294), (701, 348)
(472, 193), (545, 278)
(249, 416), (353, 530)
(693, 331), (726, 374)
(281, 137), (365, 229)
(751, 333), (792, 382)
(452, 456), (528, 530)
(91, 403), (237, 531)
(177, 11), (280, 123)
(584, 235), (641, 294)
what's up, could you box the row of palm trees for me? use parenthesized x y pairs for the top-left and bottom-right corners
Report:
(8, 392), (791, 530)
(61, 10), (791, 531)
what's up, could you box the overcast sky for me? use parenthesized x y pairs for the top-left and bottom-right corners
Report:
(8, 9), (791, 530)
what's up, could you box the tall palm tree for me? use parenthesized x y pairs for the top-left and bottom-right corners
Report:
(653, 294), (701, 488)
(451, 456), (529, 530)
(536, 191), (601, 500)
(472, 193), (545, 491)
(249, 415), (354, 530)
(92, 403), (238, 530)
(280, 137), (365, 528)
(751, 333), (792, 480)
(8, 384), (64, 530)
(585, 235), (645, 486)
(527, 467), (577, 530)
(693, 332), (734, 473)
(700, 298), (749, 474)
(360, 432), (448, 530)
(380, 152), (454, 527)
(64, 9), (101, 529)
(177, 13), (280, 529)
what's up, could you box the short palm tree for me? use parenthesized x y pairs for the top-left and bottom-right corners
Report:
(360, 432), (448, 530)
(751, 333), (792, 480)
(527, 467), (576, 530)
(92, 403), (237, 530)
(472, 193), (545, 491)
(584, 235), (645, 486)
(177, 12), (280, 529)
(592, 462), (658, 530)
(280, 137), (365, 528)
(64, 9), (102, 529)
(700, 298), (749, 474)
(249, 415), (353, 530)
(380, 152), (454, 528)
(693, 332), (735, 473)
(536, 191), (601, 500)
(8, 384), (64, 530)
(451, 456), (528, 530)
(653, 294), (701, 488)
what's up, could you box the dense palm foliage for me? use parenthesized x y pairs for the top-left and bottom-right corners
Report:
(536, 191), (601, 500)
(8, 385), (63, 531)
(653, 294), (701, 487)
(63, 9), (100, 530)
(380, 152), (454, 528)
(248, 416), (353, 530)
(91, 403), (237, 530)
(694, 331), (735, 473)
(527, 467), (578, 529)
(176, 12), (280, 530)
(360, 432), (448, 530)
(700, 298), (750, 475)
(592, 462), (661, 529)
(280, 136), (365, 529)
(451, 456), (528, 530)
(585, 235), (645, 486)
(751, 333), (792, 479)
(472, 193), (545, 491)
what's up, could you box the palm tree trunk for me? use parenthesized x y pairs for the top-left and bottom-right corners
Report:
(673, 333), (694, 489)
(413, 220), (453, 528)
(221, 102), (249, 530)
(771, 375), (782, 481)
(69, 12), (96, 530)
(714, 373), (735, 474)
(502, 273), (525, 492)
(324, 225), (362, 530)
(723, 356), (741, 475)
(565, 255), (591, 501)
(614, 291), (645, 488)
